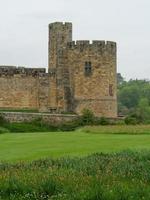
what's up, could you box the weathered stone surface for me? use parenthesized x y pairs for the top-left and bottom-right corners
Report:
(48, 22), (117, 117)
(0, 112), (77, 124)
(0, 22), (117, 117)
(0, 66), (49, 110)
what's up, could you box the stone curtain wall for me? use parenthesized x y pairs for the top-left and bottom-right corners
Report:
(0, 22), (117, 118)
(0, 66), (49, 110)
(0, 76), (38, 109)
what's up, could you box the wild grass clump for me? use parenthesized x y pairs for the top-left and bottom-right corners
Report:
(1, 117), (58, 133)
(0, 115), (7, 126)
(4, 122), (58, 133)
(81, 124), (150, 134)
(0, 127), (10, 134)
(1, 151), (150, 199)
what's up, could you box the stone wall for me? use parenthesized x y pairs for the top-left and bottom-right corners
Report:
(48, 22), (117, 117)
(64, 40), (117, 117)
(0, 112), (77, 124)
(0, 22), (118, 118)
(0, 66), (49, 111)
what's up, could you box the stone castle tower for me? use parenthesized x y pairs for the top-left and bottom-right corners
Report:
(0, 22), (117, 117)
(48, 22), (117, 117)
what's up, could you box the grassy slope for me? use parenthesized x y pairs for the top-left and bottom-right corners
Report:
(1, 125), (150, 162)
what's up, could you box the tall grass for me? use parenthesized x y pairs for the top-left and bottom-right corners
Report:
(1, 151), (150, 199)
(81, 125), (150, 134)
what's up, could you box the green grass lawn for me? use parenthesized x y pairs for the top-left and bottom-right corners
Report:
(1, 125), (150, 162)
(1, 125), (150, 200)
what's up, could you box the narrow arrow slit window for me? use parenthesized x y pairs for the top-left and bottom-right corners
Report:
(85, 61), (92, 76)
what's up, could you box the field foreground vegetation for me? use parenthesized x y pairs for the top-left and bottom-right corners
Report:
(1, 151), (150, 200)
(1, 125), (150, 162)
(1, 125), (150, 199)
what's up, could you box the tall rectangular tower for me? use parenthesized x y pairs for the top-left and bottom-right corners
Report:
(48, 22), (72, 70)
(65, 41), (117, 117)
(48, 22), (117, 117)
(48, 22), (72, 112)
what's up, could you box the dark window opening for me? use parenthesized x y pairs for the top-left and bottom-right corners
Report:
(109, 84), (113, 96)
(62, 36), (65, 42)
(85, 61), (92, 76)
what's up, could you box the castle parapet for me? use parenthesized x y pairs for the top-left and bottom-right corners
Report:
(92, 40), (105, 47)
(49, 22), (72, 30)
(106, 41), (117, 53)
(0, 66), (46, 76)
(67, 40), (116, 54)
(49, 68), (56, 77)
(76, 40), (90, 46)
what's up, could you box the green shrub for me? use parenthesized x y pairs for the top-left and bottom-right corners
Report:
(0, 115), (7, 126)
(92, 116), (110, 126)
(58, 121), (79, 131)
(114, 119), (125, 125)
(0, 127), (10, 134)
(125, 116), (138, 125)
(99, 117), (110, 125)
(0, 177), (31, 197)
(4, 119), (78, 133)
(4, 122), (51, 133)
(79, 109), (95, 125)
(124, 112), (144, 125)
(38, 178), (59, 197)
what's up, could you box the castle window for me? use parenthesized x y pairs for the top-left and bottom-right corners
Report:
(109, 84), (113, 96)
(62, 36), (65, 42)
(85, 61), (92, 76)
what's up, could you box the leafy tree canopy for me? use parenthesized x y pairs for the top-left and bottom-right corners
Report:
(117, 74), (150, 123)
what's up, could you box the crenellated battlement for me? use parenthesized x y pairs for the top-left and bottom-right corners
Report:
(76, 40), (90, 45)
(49, 68), (56, 77)
(0, 66), (46, 76)
(67, 40), (116, 54)
(49, 22), (72, 30)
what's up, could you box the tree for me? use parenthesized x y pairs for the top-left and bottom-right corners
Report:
(118, 77), (150, 122)
(137, 98), (150, 122)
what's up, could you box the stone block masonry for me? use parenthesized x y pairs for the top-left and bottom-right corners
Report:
(0, 112), (77, 124)
(0, 22), (117, 117)
(0, 66), (49, 111)
(48, 22), (117, 117)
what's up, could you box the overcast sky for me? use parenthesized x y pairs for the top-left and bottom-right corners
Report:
(0, 0), (149, 80)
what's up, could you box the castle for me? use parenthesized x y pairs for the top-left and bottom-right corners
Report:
(0, 22), (117, 117)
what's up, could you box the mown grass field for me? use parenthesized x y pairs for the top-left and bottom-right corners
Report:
(1, 125), (150, 200)
(0, 125), (150, 162)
